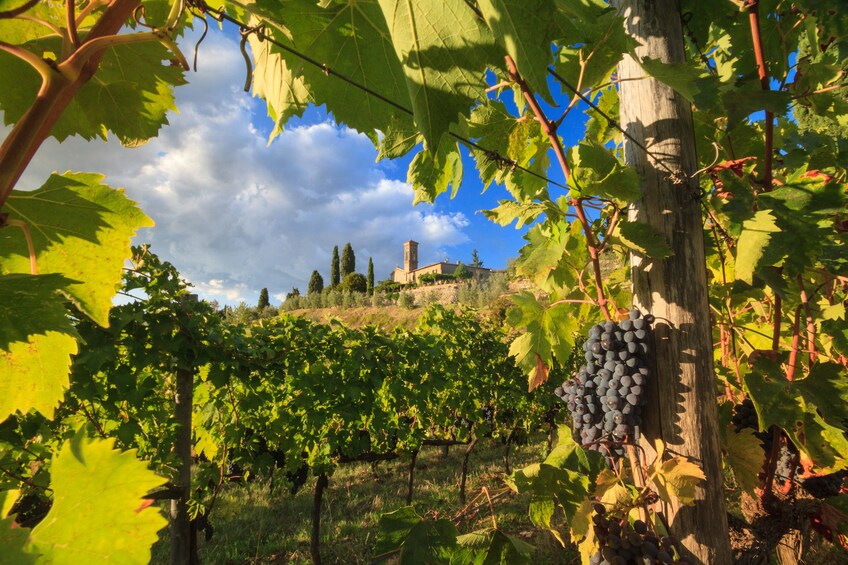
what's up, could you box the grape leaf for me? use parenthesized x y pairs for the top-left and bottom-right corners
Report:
(649, 456), (705, 506)
(243, 0), (413, 140)
(611, 220), (673, 259)
(734, 210), (780, 285)
(452, 528), (533, 564)
(408, 137), (463, 204)
(0, 331), (78, 420)
(484, 200), (549, 228)
(374, 506), (457, 564)
(476, 0), (562, 103)
(28, 435), (167, 563)
(1, 172), (154, 326)
(568, 142), (640, 202)
(376, 0), (497, 147)
(0, 38), (185, 145)
(0, 274), (77, 349)
(0, 517), (34, 565)
(723, 426), (764, 494)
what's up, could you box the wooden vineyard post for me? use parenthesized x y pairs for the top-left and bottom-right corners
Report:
(170, 367), (194, 564)
(171, 294), (198, 565)
(612, 0), (733, 562)
(311, 473), (329, 565)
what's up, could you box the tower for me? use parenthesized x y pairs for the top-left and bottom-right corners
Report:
(403, 240), (418, 272)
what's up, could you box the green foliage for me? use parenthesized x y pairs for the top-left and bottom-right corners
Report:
(331, 246), (340, 287)
(308, 270), (324, 295)
(341, 242), (355, 278)
(398, 292), (415, 310)
(454, 262), (472, 281)
(258, 287), (270, 309)
(341, 272), (367, 293)
(367, 257), (375, 295)
(27, 435), (167, 562)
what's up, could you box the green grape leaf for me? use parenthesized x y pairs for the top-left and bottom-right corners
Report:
(377, 0), (496, 147)
(483, 200), (549, 228)
(734, 210), (780, 285)
(569, 142), (640, 202)
(374, 506), (457, 564)
(555, 6), (635, 92)
(637, 57), (717, 104)
(408, 137), (463, 204)
(1, 172), (154, 326)
(28, 435), (167, 562)
(0, 38), (185, 145)
(247, 27), (312, 141)
(0, 517), (34, 565)
(611, 220), (673, 259)
(723, 426), (764, 494)
(243, 0), (413, 140)
(467, 101), (549, 198)
(0, 274), (77, 349)
(452, 528), (534, 565)
(0, 331), (78, 420)
(378, 115), (422, 160)
(476, 0), (562, 103)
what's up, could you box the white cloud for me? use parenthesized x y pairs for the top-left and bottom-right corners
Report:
(7, 27), (470, 305)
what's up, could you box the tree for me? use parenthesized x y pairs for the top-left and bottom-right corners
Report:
(308, 271), (324, 295)
(258, 287), (270, 309)
(330, 246), (340, 288)
(341, 242), (355, 278)
(453, 262), (471, 281)
(286, 288), (301, 301)
(367, 257), (375, 295)
(341, 272), (367, 293)
(470, 249), (482, 268)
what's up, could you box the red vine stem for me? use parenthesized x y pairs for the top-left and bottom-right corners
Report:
(505, 55), (611, 321)
(746, 0), (774, 192)
(762, 426), (782, 501)
(797, 275), (817, 365)
(786, 306), (801, 382)
(771, 293), (781, 351)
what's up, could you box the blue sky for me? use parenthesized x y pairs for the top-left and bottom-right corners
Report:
(9, 21), (586, 306)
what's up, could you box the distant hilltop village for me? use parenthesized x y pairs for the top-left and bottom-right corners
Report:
(391, 241), (493, 284)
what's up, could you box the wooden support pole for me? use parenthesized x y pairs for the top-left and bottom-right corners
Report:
(311, 473), (328, 565)
(613, 1), (732, 562)
(406, 450), (418, 505)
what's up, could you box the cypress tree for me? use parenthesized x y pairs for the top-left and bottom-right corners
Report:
(258, 287), (270, 309)
(331, 246), (340, 287)
(341, 242), (355, 278)
(308, 270), (324, 295)
(367, 257), (374, 295)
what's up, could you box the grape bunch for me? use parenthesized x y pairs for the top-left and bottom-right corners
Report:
(554, 309), (653, 460)
(590, 504), (692, 564)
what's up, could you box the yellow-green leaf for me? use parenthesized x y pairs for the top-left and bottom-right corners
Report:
(28, 435), (167, 563)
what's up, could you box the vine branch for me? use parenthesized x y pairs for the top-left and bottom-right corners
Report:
(745, 0), (774, 191)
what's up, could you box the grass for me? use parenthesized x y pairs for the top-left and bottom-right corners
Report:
(151, 434), (577, 564)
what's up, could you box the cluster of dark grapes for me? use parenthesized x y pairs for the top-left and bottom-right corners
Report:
(555, 309), (653, 460)
(731, 400), (848, 497)
(196, 512), (214, 541)
(454, 414), (473, 430)
(481, 404), (495, 425)
(590, 504), (692, 564)
(287, 464), (309, 495)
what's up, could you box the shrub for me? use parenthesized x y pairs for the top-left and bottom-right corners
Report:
(341, 272), (368, 293)
(398, 292), (415, 309)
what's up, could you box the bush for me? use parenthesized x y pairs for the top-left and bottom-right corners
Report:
(398, 292), (415, 309)
(341, 272), (368, 293)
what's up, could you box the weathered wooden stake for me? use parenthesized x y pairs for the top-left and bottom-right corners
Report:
(459, 437), (478, 504)
(406, 450), (419, 505)
(311, 473), (328, 565)
(613, 1), (732, 561)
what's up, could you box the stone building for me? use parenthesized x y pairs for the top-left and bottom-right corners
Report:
(390, 240), (492, 284)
